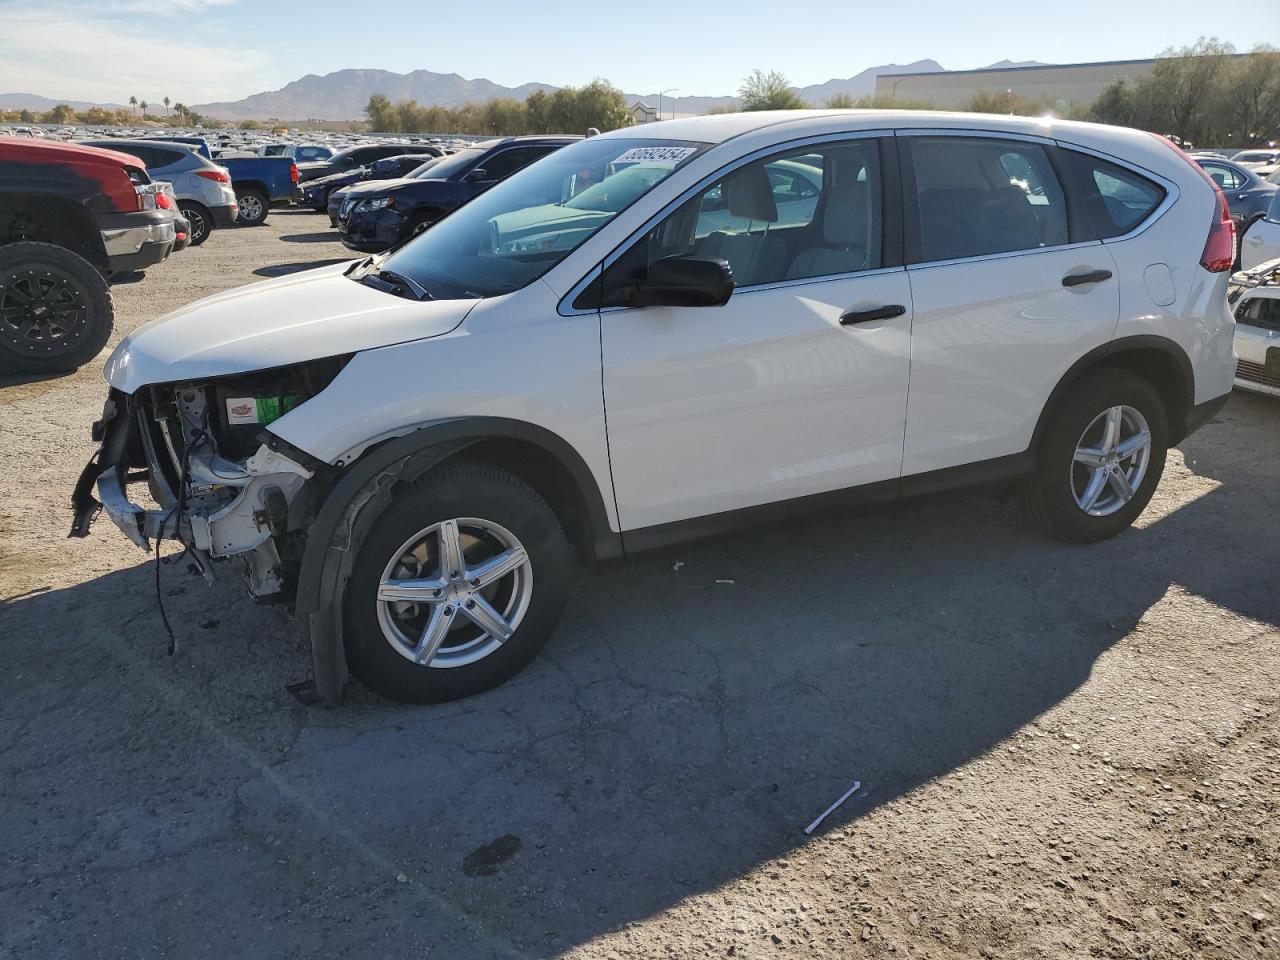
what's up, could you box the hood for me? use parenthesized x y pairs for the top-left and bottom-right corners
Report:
(104, 261), (477, 393)
(340, 175), (436, 197)
(306, 169), (365, 189)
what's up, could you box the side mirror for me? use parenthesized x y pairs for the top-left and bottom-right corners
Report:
(463, 168), (489, 183)
(633, 255), (734, 308)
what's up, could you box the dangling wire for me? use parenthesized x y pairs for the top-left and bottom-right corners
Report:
(153, 410), (209, 656)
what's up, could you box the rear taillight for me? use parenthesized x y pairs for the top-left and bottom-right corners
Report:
(197, 168), (231, 183)
(155, 191), (173, 210)
(1201, 188), (1236, 273)
(289, 163), (299, 184)
(1150, 133), (1237, 273)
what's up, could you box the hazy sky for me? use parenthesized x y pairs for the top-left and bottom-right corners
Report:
(1, 0), (1276, 105)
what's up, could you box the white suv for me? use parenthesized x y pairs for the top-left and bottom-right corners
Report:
(72, 111), (1237, 704)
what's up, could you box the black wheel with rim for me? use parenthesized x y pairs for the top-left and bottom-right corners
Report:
(343, 460), (573, 704)
(235, 188), (269, 226)
(399, 210), (438, 244)
(1022, 368), (1168, 543)
(179, 202), (212, 246)
(0, 241), (113, 374)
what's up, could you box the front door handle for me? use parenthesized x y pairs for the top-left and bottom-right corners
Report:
(1062, 269), (1113, 288)
(839, 303), (906, 325)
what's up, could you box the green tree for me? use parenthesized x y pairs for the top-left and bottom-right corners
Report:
(824, 92), (857, 109)
(966, 89), (1042, 116)
(139, 100), (148, 116)
(738, 70), (807, 111)
(1222, 46), (1280, 143)
(240, 118), (263, 130)
(129, 95), (137, 115)
(163, 95), (171, 116)
(365, 93), (396, 131)
(43, 103), (76, 124)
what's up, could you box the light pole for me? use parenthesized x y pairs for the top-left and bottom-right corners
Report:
(657, 87), (679, 121)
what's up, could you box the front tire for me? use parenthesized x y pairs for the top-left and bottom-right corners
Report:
(1024, 369), (1168, 543)
(344, 461), (572, 704)
(0, 242), (113, 374)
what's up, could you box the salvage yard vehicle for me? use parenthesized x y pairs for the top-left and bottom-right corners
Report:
(295, 143), (443, 184)
(79, 139), (238, 246)
(1195, 156), (1278, 232)
(300, 154), (432, 215)
(218, 156), (301, 226)
(338, 135), (577, 251)
(1, 136), (176, 372)
(1229, 258), (1280, 397)
(1240, 191), (1280, 271)
(71, 111), (1236, 704)
(326, 156), (443, 226)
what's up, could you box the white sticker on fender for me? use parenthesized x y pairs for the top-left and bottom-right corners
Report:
(225, 397), (259, 425)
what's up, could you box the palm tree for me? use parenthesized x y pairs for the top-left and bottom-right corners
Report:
(140, 100), (148, 117)
(129, 95), (137, 116)
(163, 96), (170, 115)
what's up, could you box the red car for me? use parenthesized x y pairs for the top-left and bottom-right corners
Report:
(0, 137), (178, 373)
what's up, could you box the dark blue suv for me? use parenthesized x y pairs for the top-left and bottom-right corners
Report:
(337, 136), (578, 252)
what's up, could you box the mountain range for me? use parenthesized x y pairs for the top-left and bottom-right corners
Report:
(1, 59), (1048, 122)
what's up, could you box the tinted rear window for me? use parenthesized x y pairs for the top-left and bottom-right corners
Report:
(1062, 150), (1166, 239)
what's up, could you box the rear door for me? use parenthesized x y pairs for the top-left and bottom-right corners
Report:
(899, 132), (1119, 476)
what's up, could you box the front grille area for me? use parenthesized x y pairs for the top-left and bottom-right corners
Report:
(1236, 359), (1280, 390)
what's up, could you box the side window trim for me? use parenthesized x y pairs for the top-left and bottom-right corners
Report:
(1052, 141), (1180, 245)
(559, 130), (900, 316)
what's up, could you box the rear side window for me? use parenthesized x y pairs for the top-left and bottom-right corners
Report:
(1061, 151), (1166, 239)
(1200, 162), (1244, 191)
(907, 136), (1069, 263)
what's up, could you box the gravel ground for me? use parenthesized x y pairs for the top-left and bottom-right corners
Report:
(1, 210), (1278, 960)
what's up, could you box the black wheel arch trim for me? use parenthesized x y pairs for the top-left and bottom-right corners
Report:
(1031, 335), (1196, 448)
(289, 417), (621, 703)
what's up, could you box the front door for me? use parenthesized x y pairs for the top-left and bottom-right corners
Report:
(598, 136), (913, 532)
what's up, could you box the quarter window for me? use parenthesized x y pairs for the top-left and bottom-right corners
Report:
(1201, 163), (1244, 191)
(601, 139), (882, 301)
(907, 137), (1069, 263)
(1061, 151), (1166, 239)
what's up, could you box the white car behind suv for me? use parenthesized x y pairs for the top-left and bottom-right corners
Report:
(71, 111), (1237, 704)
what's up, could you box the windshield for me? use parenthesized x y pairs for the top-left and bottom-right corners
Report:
(1236, 151), (1277, 163)
(414, 145), (491, 180)
(379, 138), (707, 299)
(408, 157), (444, 178)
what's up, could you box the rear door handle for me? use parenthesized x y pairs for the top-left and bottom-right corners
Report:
(839, 303), (906, 325)
(1062, 269), (1113, 288)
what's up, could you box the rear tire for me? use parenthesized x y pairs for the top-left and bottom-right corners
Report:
(1023, 368), (1168, 543)
(235, 188), (269, 226)
(0, 242), (112, 374)
(344, 460), (573, 704)
(178, 202), (212, 246)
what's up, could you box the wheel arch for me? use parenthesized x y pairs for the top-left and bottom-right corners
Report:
(287, 417), (620, 702)
(1032, 335), (1195, 450)
(0, 193), (108, 270)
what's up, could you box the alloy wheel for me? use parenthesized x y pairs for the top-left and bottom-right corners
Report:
(375, 517), (534, 668)
(0, 268), (87, 357)
(1070, 404), (1152, 517)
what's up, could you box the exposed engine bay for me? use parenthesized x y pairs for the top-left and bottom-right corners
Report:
(70, 357), (349, 599)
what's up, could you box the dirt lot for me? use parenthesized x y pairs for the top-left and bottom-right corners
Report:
(1, 209), (1278, 959)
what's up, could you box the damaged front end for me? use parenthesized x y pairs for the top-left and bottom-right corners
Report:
(70, 357), (348, 600)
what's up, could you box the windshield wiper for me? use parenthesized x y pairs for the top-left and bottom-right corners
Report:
(375, 268), (432, 300)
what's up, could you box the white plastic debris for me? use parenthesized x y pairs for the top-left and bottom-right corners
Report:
(715, 579), (735, 584)
(804, 780), (862, 834)
(672, 561), (684, 571)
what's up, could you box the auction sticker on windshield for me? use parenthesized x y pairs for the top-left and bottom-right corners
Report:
(613, 146), (699, 164)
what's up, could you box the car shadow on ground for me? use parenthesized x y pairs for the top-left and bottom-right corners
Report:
(2, 394), (1277, 958)
(253, 258), (352, 278)
(279, 231), (343, 244)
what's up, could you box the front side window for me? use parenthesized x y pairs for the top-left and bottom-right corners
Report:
(599, 139), (881, 301)
(908, 136), (1068, 263)
(378, 138), (707, 299)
